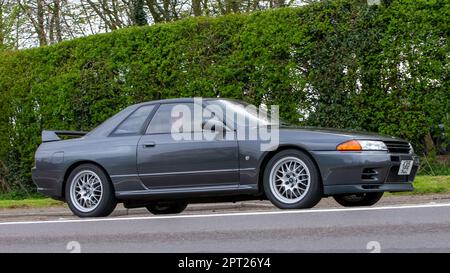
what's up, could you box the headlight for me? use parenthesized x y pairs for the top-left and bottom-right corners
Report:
(337, 140), (388, 151)
(359, 140), (388, 151)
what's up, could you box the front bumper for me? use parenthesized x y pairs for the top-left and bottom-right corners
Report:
(311, 151), (420, 196)
(323, 183), (413, 195)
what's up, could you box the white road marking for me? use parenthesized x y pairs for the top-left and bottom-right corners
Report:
(0, 202), (449, 226)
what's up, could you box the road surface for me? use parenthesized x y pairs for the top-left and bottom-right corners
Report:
(1, 203), (450, 252)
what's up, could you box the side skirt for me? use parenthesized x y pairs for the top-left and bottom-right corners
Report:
(116, 184), (260, 201)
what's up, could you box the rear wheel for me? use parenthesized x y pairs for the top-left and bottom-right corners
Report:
(333, 192), (384, 207)
(146, 202), (188, 215)
(65, 164), (117, 217)
(263, 149), (322, 209)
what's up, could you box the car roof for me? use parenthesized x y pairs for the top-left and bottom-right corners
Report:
(133, 97), (235, 107)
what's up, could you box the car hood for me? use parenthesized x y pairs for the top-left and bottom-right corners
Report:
(280, 126), (407, 142)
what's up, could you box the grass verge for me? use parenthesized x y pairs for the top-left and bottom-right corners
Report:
(393, 175), (450, 195)
(0, 198), (64, 209)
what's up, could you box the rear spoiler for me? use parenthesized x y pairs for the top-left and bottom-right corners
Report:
(42, 130), (88, 143)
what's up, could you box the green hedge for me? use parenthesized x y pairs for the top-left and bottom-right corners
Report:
(0, 0), (449, 191)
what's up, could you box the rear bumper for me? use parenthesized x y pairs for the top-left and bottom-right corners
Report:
(32, 167), (64, 200)
(311, 151), (419, 196)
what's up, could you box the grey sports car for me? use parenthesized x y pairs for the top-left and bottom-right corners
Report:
(32, 98), (419, 217)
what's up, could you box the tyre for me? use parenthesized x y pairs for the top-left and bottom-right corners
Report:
(263, 149), (322, 209)
(65, 164), (117, 217)
(146, 202), (188, 215)
(333, 192), (384, 207)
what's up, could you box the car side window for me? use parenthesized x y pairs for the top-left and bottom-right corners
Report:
(147, 103), (202, 134)
(113, 105), (155, 135)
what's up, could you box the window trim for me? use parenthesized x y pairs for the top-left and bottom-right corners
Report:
(109, 104), (158, 137)
(145, 102), (231, 135)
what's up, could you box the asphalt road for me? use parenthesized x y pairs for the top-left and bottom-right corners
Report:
(1, 203), (450, 252)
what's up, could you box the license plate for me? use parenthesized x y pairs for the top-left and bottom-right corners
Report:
(398, 160), (414, 175)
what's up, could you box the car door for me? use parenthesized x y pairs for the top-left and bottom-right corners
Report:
(137, 102), (239, 189)
(102, 104), (156, 192)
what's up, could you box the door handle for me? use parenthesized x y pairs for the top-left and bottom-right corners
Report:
(143, 142), (156, 148)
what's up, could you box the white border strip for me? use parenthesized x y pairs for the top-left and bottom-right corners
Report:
(1, 203), (450, 226)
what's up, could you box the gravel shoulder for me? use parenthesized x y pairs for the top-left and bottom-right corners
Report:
(1, 193), (450, 223)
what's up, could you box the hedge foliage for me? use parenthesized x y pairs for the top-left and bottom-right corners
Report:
(0, 0), (449, 191)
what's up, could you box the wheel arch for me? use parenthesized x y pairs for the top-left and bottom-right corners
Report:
(62, 160), (113, 200)
(257, 145), (323, 195)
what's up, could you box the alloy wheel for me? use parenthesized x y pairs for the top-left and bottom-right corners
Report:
(70, 170), (103, 213)
(269, 156), (311, 204)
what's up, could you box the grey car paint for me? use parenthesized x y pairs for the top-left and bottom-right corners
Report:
(32, 98), (419, 203)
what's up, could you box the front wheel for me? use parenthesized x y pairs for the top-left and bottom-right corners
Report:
(263, 149), (322, 209)
(65, 164), (117, 217)
(146, 202), (188, 215)
(333, 192), (384, 207)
